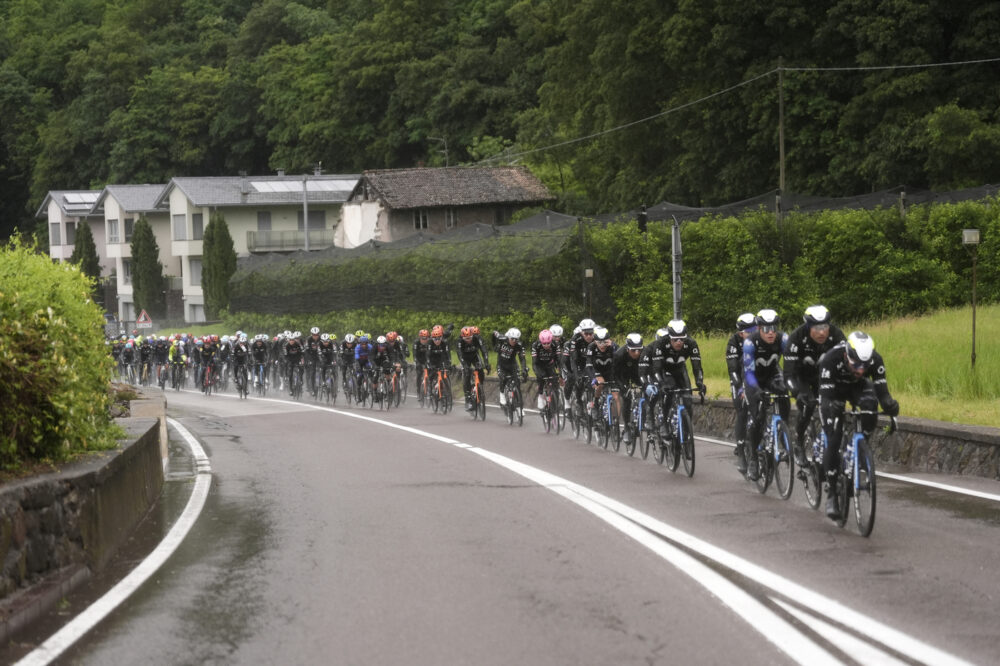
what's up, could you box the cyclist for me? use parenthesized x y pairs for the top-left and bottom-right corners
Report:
(232, 333), (251, 389)
(200, 336), (219, 391)
(530, 329), (561, 410)
(563, 318), (598, 413)
(492, 327), (528, 413)
(585, 326), (618, 413)
(285, 333), (305, 394)
(304, 326), (323, 395)
(354, 334), (375, 389)
(251, 334), (270, 386)
(120, 339), (135, 381)
(338, 334), (357, 393)
(168, 338), (187, 386)
(727, 313), (757, 473)
(425, 325), (452, 395)
(614, 332), (645, 435)
(138, 336), (153, 383)
(742, 309), (790, 480)
(784, 305), (847, 463)
(457, 326), (491, 411)
(318, 333), (338, 392)
(153, 335), (170, 388)
(412, 329), (431, 395)
(818, 331), (899, 519)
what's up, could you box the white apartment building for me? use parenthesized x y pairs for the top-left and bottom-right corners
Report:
(37, 190), (111, 275)
(91, 184), (179, 323)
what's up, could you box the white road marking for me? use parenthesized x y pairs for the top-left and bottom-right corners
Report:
(17, 419), (212, 666)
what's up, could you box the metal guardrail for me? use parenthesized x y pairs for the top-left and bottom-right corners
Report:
(246, 229), (336, 252)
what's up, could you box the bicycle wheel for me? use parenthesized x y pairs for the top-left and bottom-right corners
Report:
(541, 391), (552, 433)
(680, 407), (695, 477)
(571, 400), (582, 439)
(652, 402), (667, 464)
(624, 408), (637, 457)
(555, 390), (566, 433)
(584, 402), (594, 444)
(505, 387), (514, 425)
(753, 442), (771, 494)
(476, 383), (486, 421)
(833, 472), (849, 528)
(803, 460), (823, 510)
(665, 421), (680, 472)
(609, 401), (621, 453)
(442, 378), (453, 414)
(773, 420), (794, 499)
(853, 438), (877, 537)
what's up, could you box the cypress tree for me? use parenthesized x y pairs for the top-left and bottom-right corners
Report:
(69, 220), (102, 280)
(201, 211), (236, 319)
(130, 216), (166, 319)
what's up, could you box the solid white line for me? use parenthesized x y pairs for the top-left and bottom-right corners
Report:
(17, 419), (212, 666)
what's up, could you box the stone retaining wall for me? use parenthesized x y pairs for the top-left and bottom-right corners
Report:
(0, 417), (165, 641)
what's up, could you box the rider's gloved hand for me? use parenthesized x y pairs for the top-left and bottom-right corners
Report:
(882, 398), (900, 417)
(697, 382), (707, 395)
(645, 384), (659, 399)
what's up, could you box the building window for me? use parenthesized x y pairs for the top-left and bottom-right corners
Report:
(108, 219), (120, 244)
(257, 211), (272, 231)
(192, 214), (204, 240)
(188, 257), (203, 286)
(190, 304), (206, 323)
(122, 259), (132, 285)
(50, 223), (61, 246)
(413, 210), (428, 230)
(124, 218), (134, 242)
(66, 222), (76, 245)
(173, 215), (186, 240)
(445, 208), (457, 230)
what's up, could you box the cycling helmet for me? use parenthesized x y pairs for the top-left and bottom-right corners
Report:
(470, 326), (480, 336)
(386, 331), (398, 342)
(756, 309), (779, 329)
(418, 328), (430, 339)
(461, 326), (474, 338)
(320, 333), (330, 342)
(655, 327), (669, 341)
(292, 331), (302, 339)
(803, 304), (831, 327)
(355, 329), (365, 337)
(625, 332), (643, 349)
(846, 331), (875, 367)
(505, 327), (521, 340)
(579, 318), (596, 332)
(284, 330), (292, 338)
(344, 333), (356, 344)
(221, 335), (230, 343)
(396, 335), (403, 343)
(594, 326), (610, 342)
(737, 312), (756, 331)
(667, 319), (687, 339)
(539, 329), (553, 344)
(310, 326), (320, 335)
(239, 334), (247, 342)
(573, 326), (582, 336)
(549, 324), (564, 338)
(431, 325), (444, 338)
(330, 333), (338, 341)
(359, 335), (370, 343)
(376, 335), (387, 344)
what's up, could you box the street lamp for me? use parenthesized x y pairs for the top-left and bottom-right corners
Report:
(962, 228), (980, 368)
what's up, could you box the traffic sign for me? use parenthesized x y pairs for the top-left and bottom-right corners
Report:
(136, 310), (153, 329)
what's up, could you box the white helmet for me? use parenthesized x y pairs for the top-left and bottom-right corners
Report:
(505, 327), (521, 340)
(320, 333), (330, 341)
(625, 332), (643, 349)
(549, 324), (564, 337)
(376, 335), (387, 344)
(310, 326), (320, 335)
(344, 333), (356, 344)
(239, 334), (247, 342)
(284, 330), (292, 338)
(293, 330), (302, 338)
(667, 319), (687, 338)
(846, 331), (875, 365)
(579, 318), (596, 332)
(222, 335), (230, 343)
(593, 326), (610, 341)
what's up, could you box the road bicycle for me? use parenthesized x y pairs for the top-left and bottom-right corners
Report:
(825, 408), (893, 537)
(170, 361), (185, 391)
(499, 374), (523, 426)
(254, 361), (269, 397)
(374, 370), (390, 410)
(217, 359), (231, 393)
(747, 390), (793, 498)
(591, 381), (622, 452)
(290, 363), (305, 401)
(202, 363), (217, 396)
(388, 364), (403, 408)
(156, 361), (169, 389)
(652, 387), (700, 477)
(139, 359), (152, 387)
(234, 362), (249, 399)
(429, 368), (453, 414)
(417, 366), (431, 408)
(623, 385), (651, 458)
(800, 407), (824, 511)
(342, 367), (356, 406)
(570, 382), (595, 443)
(538, 375), (564, 433)
(467, 365), (487, 421)
(318, 364), (338, 405)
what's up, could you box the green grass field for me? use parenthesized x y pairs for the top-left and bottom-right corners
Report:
(696, 304), (1000, 427)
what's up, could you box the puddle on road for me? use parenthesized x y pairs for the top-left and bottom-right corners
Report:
(885, 483), (1000, 525)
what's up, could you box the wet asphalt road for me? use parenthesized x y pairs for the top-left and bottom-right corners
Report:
(6, 388), (1000, 665)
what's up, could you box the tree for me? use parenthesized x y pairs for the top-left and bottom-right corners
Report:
(69, 220), (101, 280)
(130, 216), (165, 319)
(201, 211), (236, 319)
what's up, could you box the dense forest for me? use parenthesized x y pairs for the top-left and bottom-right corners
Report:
(3, 0), (1000, 240)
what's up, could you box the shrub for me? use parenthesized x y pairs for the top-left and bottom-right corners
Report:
(0, 239), (117, 469)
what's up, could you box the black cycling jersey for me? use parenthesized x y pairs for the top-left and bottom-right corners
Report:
(783, 323), (846, 396)
(457, 336), (489, 367)
(530, 340), (560, 376)
(657, 336), (704, 385)
(491, 332), (527, 373)
(251, 340), (269, 363)
(585, 341), (617, 381)
(426, 339), (451, 369)
(613, 346), (642, 386)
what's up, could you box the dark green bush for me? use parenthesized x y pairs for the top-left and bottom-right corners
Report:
(0, 239), (117, 469)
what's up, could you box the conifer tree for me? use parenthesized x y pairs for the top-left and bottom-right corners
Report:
(69, 221), (102, 281)
(201, 211), (236, 319)
(130, 216), (166, 319)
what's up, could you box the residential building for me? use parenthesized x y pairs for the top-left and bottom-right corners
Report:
(91, 184), (179, 323)
(342, 166), (552, 245)
(152, 173), (359, 322)
(37, 190), (110, 274)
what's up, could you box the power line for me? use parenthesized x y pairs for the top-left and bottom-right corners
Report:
(482, 56), (1000, 165)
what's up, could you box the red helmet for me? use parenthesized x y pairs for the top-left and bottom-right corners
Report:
(418, 329), (430, 339)
(386, 331), (398, 342)
(460, 326), (473, 338)
(471, 325), (480, 335)
(431, 325), (444, 338)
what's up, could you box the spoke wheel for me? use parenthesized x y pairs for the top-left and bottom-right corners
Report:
(665, 426), (680, 472)
(680, 408), (695, 477)
(853, 439), (877, 537)
(571, 401), (582, 440)
(773, 420), (794, 499)
(476, 384), (486, 421)
(803, 461), (823, 510)
(834, 473), (849, 528)
(652, 403), (667, 464)
(753, 443), (771, 494)
(514, 388), (523, 426)
(555, 391), (566, 434)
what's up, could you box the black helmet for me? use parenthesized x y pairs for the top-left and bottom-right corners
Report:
(736, 312), (755, 331)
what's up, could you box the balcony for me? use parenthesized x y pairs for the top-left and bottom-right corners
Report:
(246, 229), (337, 253)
